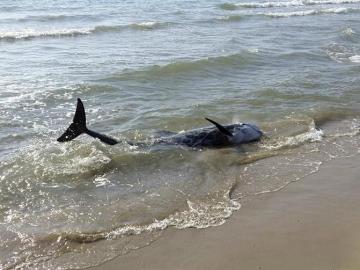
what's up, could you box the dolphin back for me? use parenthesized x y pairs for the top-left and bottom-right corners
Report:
(236, 123), (263, 143)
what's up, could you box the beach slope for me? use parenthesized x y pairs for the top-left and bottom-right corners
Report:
(93, 154), (360, 270)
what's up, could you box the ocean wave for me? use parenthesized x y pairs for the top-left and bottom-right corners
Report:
(107, 52), (256, 81)
(45, 193), (240, 245)
(215, 7), (354, 22)
(325, 43), (355, 63)
(3, 191), (239, 269)
(220, 0), (303, 9)
(305, 0), (360, 5)
(0, 28), (93, 41)
(264, 7), (353, 17)
(349, 55), (360, 63)
(0, 5), (18, 11)
(0, 21), (167, 42)
(259, 120), (324, 152)
(16, 14), (95, 23)
(219, 3), (241, 10)
(92, 21), (167, 32)
(219, 0), (360, 9)
(216, 7), (358, 20)
(217, 14), (246, 22)
(130, 21), (168, 30)
(260, 112), (360, 154)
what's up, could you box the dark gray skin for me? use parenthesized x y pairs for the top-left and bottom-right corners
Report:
(151, 123), (263, 148)
(57, 98), (263, 148)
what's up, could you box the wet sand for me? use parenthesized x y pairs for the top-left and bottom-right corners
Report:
(92, 154), (360, 270)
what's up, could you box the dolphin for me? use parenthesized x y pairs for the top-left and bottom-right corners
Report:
(57, 98), (263, 148)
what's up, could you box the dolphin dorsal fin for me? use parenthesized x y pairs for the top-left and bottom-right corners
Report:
(205, 118), (233, 137)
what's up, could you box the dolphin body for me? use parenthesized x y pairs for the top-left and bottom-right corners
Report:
(57, 98), (263, 148)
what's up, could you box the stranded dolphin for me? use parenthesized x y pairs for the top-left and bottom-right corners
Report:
(57, 98), (263, 148)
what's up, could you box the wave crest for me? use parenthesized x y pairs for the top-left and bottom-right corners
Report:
(130, 21), (167, 30)
(218, 15), (246, 21)
(349, 55), (360, 63)
(0, 21), (167, 42)
(17, 14), (94, 22)
(0, 28), (92, 41)
(265, 7), (352, 17)
(219, 0), (360, 9)
(107, 52), (256, 81)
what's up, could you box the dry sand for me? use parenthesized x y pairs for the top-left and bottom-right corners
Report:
(92, 154), (360, 270)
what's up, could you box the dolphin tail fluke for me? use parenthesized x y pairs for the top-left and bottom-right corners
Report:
(57, 98), (118, 145)
(57, 98), (87, 142)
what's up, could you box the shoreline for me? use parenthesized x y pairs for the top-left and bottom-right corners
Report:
(91, 153), (360, 270)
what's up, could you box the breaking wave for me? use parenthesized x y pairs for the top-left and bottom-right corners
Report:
(0, 28), (93, 41)
(46, 192), (240, 245)
(262, 120), (324, 150)
(264, 7), (355, 17)
(130, 21), (168, 30)
(219, 0), (360, 9)
(0, 21), (167, 42)
(349, 55), (360, 63)
(216, 7), (353, 21)
(220, 0), (303, 9)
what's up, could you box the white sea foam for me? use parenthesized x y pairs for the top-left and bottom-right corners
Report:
(304, 0), (360, 4)
(108, 192), (241, 237)
(236, 0), (303, 8)
(349, 55), (360, 63)
(135, 21), (159, 27)
(342, 27), (356, 36)
(47, 191), (240, 243)
(0, 28), (93, 40)
(230, 0), (360, 8)
(326, 43), (354, 63)
(266, 9), (317, 17)
(265, 7), (350, 17)
(263, 120), (324, 150)
(0, 21), (165, 41)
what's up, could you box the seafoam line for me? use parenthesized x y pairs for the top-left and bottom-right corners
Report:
(0, 21), (167, 42)
(220, 0), (360, 9)
(264, 7), (352, 17)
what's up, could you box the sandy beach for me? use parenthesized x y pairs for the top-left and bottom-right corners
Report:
(92, 153), (360, 270)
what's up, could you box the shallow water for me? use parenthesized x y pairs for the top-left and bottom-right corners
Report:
(0, 0), (359, 269)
